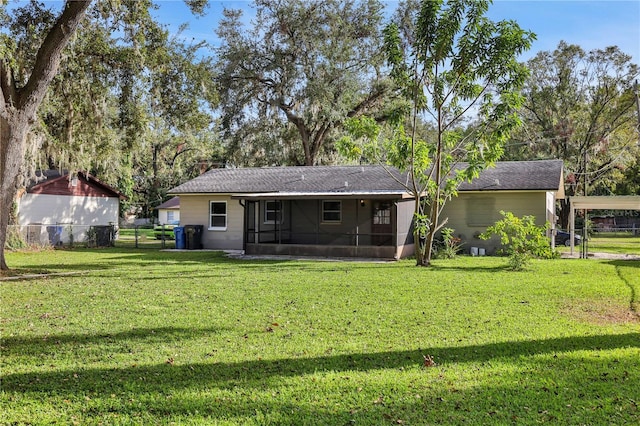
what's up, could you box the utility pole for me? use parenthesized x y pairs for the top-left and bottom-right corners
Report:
(582, 146), (588, 258)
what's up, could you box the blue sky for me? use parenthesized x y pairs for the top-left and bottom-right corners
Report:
(151, 0), (640, 63)
(5, 0), (639, 62)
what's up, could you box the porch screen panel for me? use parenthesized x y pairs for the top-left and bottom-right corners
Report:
(264, 200), (282, 224)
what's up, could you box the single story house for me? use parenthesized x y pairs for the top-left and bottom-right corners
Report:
(442, 160), (564, 253)
(156, 196), (180, 225)
(168, 160), (564, 259)
(17, 171), (125, 244)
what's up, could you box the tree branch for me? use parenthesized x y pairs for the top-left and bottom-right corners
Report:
(442, 81), (491, 132)
(277, 100), (313, 164)
(346, 84), (388, 118)
(1, 60), (17, 117)
(18, 0), (92, 117)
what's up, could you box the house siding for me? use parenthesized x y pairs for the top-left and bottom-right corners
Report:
(178, 194), (244, 250)
(442, 192), (548, 254)
(158, 209), (180, 225)
(18, 193), (119, 243)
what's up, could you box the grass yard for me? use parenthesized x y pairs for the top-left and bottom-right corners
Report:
(1, 248), (639, 425)
(117, 228), (176, 250)
(587, 234), (640, 255)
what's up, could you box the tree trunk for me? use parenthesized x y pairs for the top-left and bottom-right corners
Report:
(0, 113), (30, 270)
(558, 198), (570, 230)
(414, 197), (427, 266)
(1, 0), (91, 270)
(422, 109), (445, 267)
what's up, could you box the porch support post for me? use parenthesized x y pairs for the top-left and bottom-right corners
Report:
(355, 199), (359, 247)
(240, 200), (247, 252)
(316, 199), (320, 244)
(393, 201), (398, 255)
(570, 201), (575, 255)
(288, 200), (292, 243)
(277, 199), (281, 244)
(257, 201), (261, 244)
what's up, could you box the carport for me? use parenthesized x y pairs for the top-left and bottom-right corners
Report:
(569, 196), (640, 255)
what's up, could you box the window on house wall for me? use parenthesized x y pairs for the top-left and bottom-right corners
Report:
(322, 200), (341, 223)
(373, 202), (391, 225)
(466, 197), (495, 226)
(209, 201), (227, 230)
(264, 200), (282, 224)
(166, 211), (175, 223)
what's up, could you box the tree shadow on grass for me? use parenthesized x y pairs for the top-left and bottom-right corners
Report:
(0, 326), (227, 357)
(606, 260), (640, 319)
(427, 263), (510, 273)
(605, 259), (640, 268)
(6, 247), (520, 276)
(3, 331), (638, 424)
(3, 331), (637, 392)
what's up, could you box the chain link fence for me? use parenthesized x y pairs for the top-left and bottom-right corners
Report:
(117, 225), (176, 249)
(4, 224), (178, 250)
(5, 224), (117, 249)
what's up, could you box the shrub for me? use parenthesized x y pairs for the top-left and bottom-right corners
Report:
(434, 227), (464, 259)
(4, 227), (27, 250)
(480, 211), (556, 270)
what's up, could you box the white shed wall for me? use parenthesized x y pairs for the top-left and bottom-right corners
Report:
(18, 194), (119, 225)
(17, 194), (119, 243)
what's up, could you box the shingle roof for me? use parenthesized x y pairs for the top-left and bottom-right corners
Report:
(156, 196), (180, 210)
(169, 165), (409, 195)
(168, 160), (563, 195)
(27, 171), (126, 199)
(458, 160), (564, 191)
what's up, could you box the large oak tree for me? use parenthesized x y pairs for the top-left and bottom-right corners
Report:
(1, 0), (214, 270)
(215, 0), (395, 166)
(1, 0), (92, 270)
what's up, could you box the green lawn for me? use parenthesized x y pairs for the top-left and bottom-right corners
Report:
(1, 249), (639, 425)
(117, 228), (176, 249)
(587, 234), (640, 255)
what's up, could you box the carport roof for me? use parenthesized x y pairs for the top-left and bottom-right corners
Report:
(569, 195), (640, 210)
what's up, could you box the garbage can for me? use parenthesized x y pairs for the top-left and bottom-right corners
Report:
(185, 225), (203, 249)
(174, 226), (186, 249)
(46, 225), (63, 246)
(92, 225), (114, 247)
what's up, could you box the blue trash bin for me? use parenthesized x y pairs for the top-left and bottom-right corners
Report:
(46, 225), (63, 246)
(174, 226), (186, 249)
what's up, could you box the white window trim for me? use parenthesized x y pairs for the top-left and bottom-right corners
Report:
(322, 200), (342, 224)
(209, 201), (227, 231)
(263, 200), (283, 225)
